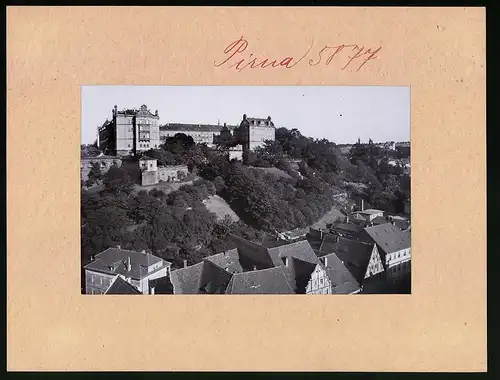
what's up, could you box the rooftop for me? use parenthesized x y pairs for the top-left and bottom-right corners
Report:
(320, 253), (361, 294)
(160, 123), (237, 132)
(170, 259), (233, 294)
(84, 247), (168, 280)
(267, 239), (320, 266)
(363, 223), (411, 255)
(319, 238), (376, 284)
(204, 249), (244, 274)
(104, 275), (142, 295)
(225, 266), (295, 294)
(355, 209), (384, 215)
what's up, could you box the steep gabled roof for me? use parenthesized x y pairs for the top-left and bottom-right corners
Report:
(268, 239), (319, 266)
(170, 260), (233, 294)
(319, 253), (361, 294)
(225, 266), (295, 294)
(225, 234), (277, 269)
(204, 249), (243, 274)
(319, 238), (376, 284)
(363, 223), (411, 255)
(104, 275), (141, 295)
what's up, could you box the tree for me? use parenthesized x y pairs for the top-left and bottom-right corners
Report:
(85, 162), (103, 187)
(103, 166), (135, 195)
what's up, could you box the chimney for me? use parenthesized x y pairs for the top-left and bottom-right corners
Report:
(361, 199), (364, 211)
(346, 215), (349, 223)
(90, 255), (94, 262)
(150, 287), (155, 295)
(285, 257), (289, 267)
(117, 245), (121, 249)
(183, 260), (188, 268)
(127, 256), (131, 272)
(324, 257), (328, 267)
(253, 265), (257, 271)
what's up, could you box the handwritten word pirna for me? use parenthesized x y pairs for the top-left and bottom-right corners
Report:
(214, 36), (381, 73)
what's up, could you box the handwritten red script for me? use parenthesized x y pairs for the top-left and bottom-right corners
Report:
(214, 36), (382, 72)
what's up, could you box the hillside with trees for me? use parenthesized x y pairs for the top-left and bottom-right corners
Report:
(81, 129), (410, 270)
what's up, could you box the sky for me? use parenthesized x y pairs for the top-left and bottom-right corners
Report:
(81, 86), (410, 145)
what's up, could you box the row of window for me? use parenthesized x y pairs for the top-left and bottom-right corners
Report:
(126, 143), (158, 149)
(388, 249), (410, 262)
(88, 274), (110, 288)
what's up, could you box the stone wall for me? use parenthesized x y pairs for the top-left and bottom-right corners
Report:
(141, 171), (158, 186)
(157, 165), (189, 182)
(81, 157), (122, 182)
(140, 165), (190, 186)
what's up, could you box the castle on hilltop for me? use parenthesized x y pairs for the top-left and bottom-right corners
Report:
(97, 106), (276, 158)
(98, 104), (161, 156)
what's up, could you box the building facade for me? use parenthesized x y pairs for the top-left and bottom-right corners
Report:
(233, 114), (275, 152)
(160, 123), (237, 147)
(83, 247), (172, 295)
(98, 104), (160, 156)
(361, 223), (411, 284)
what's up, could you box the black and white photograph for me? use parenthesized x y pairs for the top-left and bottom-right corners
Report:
(81, 86), (411, 295)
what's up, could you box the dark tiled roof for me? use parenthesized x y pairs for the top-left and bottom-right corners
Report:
(331, 223), (365, 233)
(225, 234), (276, 269)
(104, 276), (141, 294)
(160, 123), (237, 132)
(320, 238), (375, 284)
(363, 223), (411, 255)
(320, 253), (361, 294)
(268, 240), (320, 266)
(242, 117), (275, 127)
(204, 249), (243, 274)
(226, 266), (295, 294)
(170, 260), (233, 294)
(371, 216), (410, 230)
(84, 248), (168, 281)
(170, 262), (204, 294)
